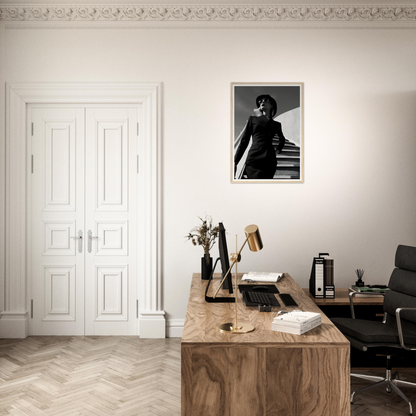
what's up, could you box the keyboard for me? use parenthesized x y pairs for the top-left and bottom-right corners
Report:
(243, 291), (280, 307)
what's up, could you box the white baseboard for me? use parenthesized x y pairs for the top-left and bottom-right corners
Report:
(0, 312), (29, 338)
(167, 319), (184, 338)
(139, 310), (166, 338)
(0, 310), (184, 339)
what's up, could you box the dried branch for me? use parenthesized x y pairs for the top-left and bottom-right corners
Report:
(185, 215), (219, 262)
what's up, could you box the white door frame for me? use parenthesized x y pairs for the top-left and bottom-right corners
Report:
(3, 82), (165, 338)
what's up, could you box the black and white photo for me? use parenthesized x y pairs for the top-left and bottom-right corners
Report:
(232, 83), (304, 183)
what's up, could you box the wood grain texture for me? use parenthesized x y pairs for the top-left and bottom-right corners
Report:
(302, 347), (350, 416)
(230, 346), (267, 416)
(181, 273), (350, 416)
(265, 347), (302, 416)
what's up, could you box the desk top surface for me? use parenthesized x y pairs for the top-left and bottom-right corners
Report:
(182, 273), (349, 346)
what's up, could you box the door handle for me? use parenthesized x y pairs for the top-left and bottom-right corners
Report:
(71, 230), (83, 253)
(88, 230), (98, 253)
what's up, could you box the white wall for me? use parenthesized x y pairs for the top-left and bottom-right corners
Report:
(4, 24), (416, 332)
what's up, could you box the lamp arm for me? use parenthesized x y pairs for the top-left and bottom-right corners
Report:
(235, 234), (250, 258)
(213, 234), (250, 299)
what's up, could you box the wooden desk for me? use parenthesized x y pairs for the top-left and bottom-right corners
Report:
(182, 273), (350, 416)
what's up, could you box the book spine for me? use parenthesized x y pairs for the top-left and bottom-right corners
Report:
(299, 318), (321, 330)
(299, 320), (321, 334)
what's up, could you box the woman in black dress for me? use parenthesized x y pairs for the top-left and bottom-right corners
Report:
(234, 94), (286, 180)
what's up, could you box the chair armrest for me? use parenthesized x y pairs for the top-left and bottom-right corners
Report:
(395, 308), (416, 351)
(349, 290), (386, 319)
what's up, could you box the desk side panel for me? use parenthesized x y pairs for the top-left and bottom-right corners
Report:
(265, 347), (303, 415)
(182, 343), (350, 416)
(182, 344), (230, 416)
(181, 344), (267, 416)
(301, 346), (350, 416)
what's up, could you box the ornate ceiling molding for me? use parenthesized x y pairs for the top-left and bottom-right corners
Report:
(0, 4), (415, 22)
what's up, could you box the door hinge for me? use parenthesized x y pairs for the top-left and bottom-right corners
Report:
(31, 122), (34, 136)
(137, 122), (139, 136)
(31, 299), (33, 319)
(31, 155), (34, 173)
(136, 300), (139, 319)
(137, 155), (139, 173)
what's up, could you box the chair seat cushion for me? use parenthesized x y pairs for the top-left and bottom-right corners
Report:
(331, 318), (415, 345)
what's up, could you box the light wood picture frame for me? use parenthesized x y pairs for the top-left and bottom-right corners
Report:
(231, 82), (304, 183)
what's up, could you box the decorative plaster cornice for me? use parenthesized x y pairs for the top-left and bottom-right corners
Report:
(0, 4), (415, 21)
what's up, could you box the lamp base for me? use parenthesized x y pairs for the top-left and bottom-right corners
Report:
(218, 322), (255, 334)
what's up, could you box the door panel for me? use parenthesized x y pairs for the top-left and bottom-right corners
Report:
(95, 221), (128, 256)
(44, 121), (76, 211)
(43, 220), (76, 256)
(96, 119), (128, 211)
(96, 265), (128, 321)
(43, 265), (76, 321)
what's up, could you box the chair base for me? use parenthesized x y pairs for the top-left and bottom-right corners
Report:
(351, 364), (416, 415)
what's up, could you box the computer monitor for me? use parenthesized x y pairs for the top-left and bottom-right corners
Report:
(218, 222), (233, 293)
(204, 222), (234, 302)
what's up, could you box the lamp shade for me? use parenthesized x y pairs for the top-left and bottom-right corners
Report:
(244, 225), (263, 252)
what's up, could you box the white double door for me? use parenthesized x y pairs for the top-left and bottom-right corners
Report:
(30, 105), (139, 335)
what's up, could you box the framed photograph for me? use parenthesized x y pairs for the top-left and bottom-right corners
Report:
(231, 83), (304, 183)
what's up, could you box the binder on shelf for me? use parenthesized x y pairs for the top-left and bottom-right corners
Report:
(309, 253), (335, 299)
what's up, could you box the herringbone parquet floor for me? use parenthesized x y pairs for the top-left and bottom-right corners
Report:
(0, 337), (181, 416)
(1, 337), (416, 415)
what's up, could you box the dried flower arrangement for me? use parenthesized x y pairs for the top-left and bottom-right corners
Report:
(186, 215), (219, 265)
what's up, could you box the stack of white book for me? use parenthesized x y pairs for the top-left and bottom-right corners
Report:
(272, 311), (321, 335)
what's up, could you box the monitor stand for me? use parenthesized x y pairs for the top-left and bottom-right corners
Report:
(205, 258), (234, 303)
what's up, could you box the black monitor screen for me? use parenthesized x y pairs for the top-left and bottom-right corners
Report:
(218, 222), (233, 293)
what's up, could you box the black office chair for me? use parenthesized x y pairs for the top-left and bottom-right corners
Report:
(332, 245), (416, 415)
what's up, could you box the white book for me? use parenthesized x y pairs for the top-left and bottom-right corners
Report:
(242, 271), (284, 283)
(272, 311), (321, 329)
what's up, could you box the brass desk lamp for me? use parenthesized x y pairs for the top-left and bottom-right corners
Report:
(213, 224), (263, 334)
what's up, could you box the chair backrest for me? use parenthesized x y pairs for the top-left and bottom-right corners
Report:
(383, 245), (416, 331)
